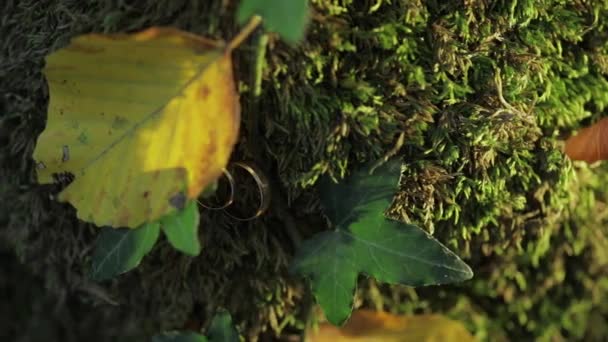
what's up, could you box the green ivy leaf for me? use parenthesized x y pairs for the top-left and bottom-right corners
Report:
(291, 159), (473, 325)
(237, 0), (309, 43)
(161, 200), (201, 256)
(90, 222), (160, 281)
(207, 309), (239, 342)
(152, 331), (207, 342)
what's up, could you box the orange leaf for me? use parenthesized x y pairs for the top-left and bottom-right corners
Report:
(565, 117), (608, 163)
(306, 309), (476, 342)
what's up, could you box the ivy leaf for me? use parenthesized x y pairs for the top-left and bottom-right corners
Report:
(291, 159), (473, 325)
(206, 309), (239, 342)
(90, 222), (160, 281)
(152, 332), (207, 342)
(237, 0), (309, 43)
(161, 200), (201, 256)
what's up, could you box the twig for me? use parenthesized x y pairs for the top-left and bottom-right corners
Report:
(227, 15), (263, 52)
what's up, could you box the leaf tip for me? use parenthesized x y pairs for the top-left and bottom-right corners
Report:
(460, 262), (474, 281)
(442, 260), (474, 284)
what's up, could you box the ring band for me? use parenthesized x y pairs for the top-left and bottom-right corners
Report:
(197, 168), (235, 210)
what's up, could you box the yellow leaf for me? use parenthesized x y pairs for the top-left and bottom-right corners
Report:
(33, 28), (240, 228)
(306, 310), (476, 342)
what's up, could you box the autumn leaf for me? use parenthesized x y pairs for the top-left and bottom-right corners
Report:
(306, 309), (476, 342)
(565, 117), (608, 163)
(291, 159), (473, 325)
(33, 27), (240, 228)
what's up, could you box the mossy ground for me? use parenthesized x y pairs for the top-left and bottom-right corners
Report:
(1, 0), (608, 341)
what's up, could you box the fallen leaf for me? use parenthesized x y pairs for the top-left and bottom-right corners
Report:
(33, 28), (240, 228)
(565, 117), (608, 163)
(306, 310), (476, 342)
(290, 159), (473, 325)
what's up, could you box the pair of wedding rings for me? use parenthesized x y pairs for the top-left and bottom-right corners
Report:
(198, 162), (271, 221)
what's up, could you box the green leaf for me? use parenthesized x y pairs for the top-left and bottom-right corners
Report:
(291, 159), (473, 325)
(152, 310), (238, 342)
(161, 200), (201, 256)
(90, 222), (160, 281)
(207, 309), (239, 342)
(237, 0), (309, 43)
(152, 331), (207, 342)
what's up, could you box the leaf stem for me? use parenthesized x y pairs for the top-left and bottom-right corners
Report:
(227, 15), (263, 52)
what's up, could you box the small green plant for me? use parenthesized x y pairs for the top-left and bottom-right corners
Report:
(91, 201), (200, 281)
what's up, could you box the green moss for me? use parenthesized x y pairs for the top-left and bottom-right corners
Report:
(1, 0), (608, 341)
